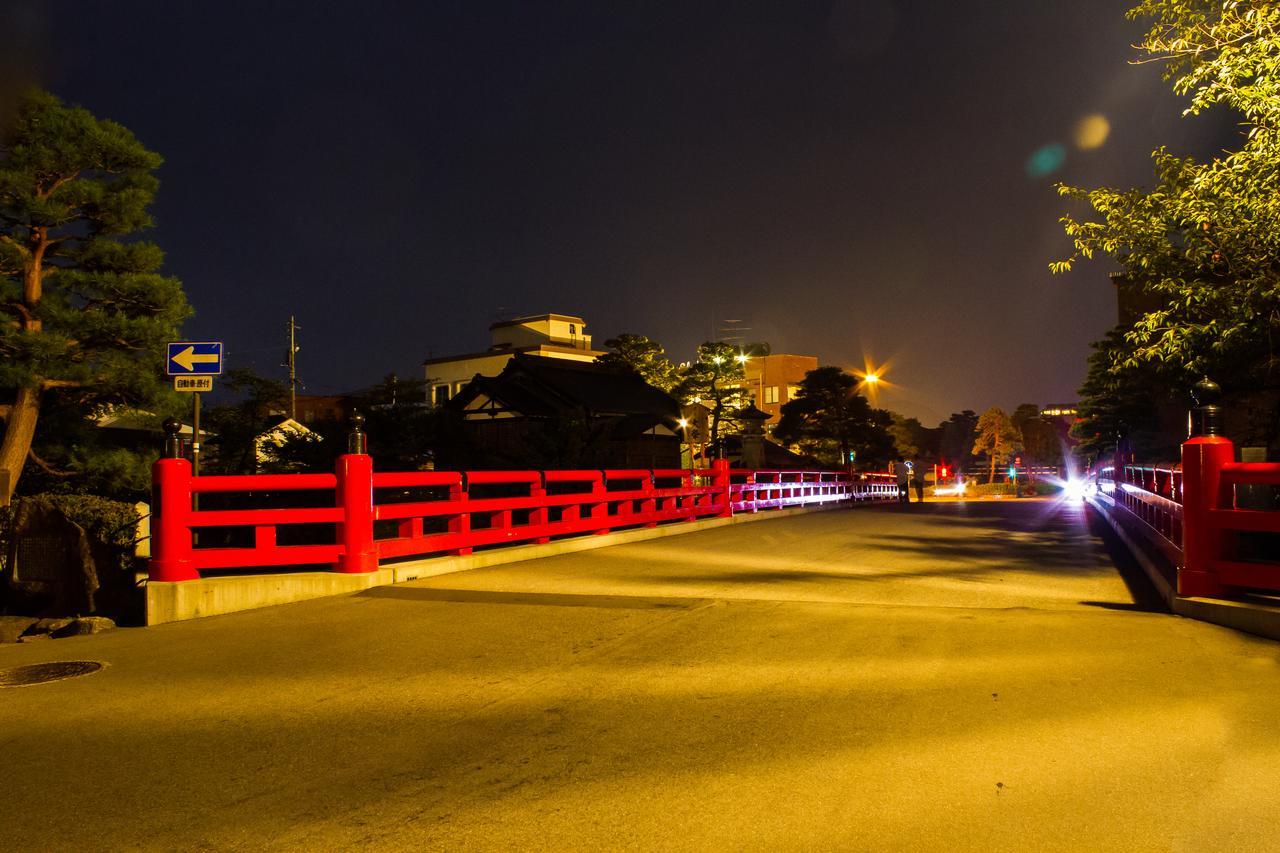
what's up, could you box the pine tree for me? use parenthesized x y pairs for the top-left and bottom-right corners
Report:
(597, 333), (679, 392)
(0, 90), (191, 501)
(774, 366), (895, 468)
(972, 407), (1023, 484)
(675, 342), (753, 455)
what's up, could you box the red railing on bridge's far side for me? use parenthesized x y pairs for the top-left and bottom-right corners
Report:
(148, 458), (898, 583)
(1090, 423), (1280, 599)
(1093, 462), (1185, 571)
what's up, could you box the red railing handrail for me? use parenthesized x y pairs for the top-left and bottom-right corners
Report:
(465, 470), (543, 485)
(191, 473), (337, 493)
(148, 458), (895, 583)
(1092, 434), (1280, 599)
(372, 471), (463, 488)
(1220, 461), (1280, 486)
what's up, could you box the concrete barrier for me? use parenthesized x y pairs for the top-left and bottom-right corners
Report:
(146, 501), (847, 625)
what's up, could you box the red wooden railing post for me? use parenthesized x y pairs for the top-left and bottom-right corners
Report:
(150, 455), (199, 582)
(641, 471), (657, 528)
(713, 458), (732, 518)
(681, 470), (697, 521)
(531, 474), (551, 544)
(1181, 436), (1232, 597)
(448, 477), (472, 556)
(335, 452), (377, 573)
(1180, 378), (1231, 597)
(592, 473), (610, 535)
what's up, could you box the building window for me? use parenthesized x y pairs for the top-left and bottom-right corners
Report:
(452, 381), (466, 395)
(433, 384), (449, 406)
(764, 386), (780, 404)
(569, 324), (577, 335)
(786, 385), (800, 401)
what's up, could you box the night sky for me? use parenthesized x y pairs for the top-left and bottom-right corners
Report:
(4, 1), (1237, 423)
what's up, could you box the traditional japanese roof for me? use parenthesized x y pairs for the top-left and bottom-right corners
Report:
(448, 354), (680, 422)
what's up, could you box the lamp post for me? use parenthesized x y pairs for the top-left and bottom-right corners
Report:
(678, 418), (692, 469)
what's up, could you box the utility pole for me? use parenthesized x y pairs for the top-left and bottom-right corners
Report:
(284, 315), (300, 421)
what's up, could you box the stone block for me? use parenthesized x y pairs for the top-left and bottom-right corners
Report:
(0, 615), (38, 644)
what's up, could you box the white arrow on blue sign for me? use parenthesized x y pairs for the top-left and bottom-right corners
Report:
(167, 341), (224, 376)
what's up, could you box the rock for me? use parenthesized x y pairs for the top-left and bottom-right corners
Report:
(17, 632), (52, 643)
(0, 616), (38, 644)
(7, 498), (98, 614)
(52, 616), (117, 638)
(30, 617), (75, 636)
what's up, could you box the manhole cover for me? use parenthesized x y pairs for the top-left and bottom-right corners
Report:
(0, 661), (105, 688)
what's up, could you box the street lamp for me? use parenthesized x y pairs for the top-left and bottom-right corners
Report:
(677, 417), (692, 468)
(865, 373), (879, 384)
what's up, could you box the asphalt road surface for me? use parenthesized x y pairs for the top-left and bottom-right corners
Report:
(3, 499), (1280, 852)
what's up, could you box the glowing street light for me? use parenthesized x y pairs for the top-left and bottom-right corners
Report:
(854, 358), (889, 404)
(735, 354), (749, 364)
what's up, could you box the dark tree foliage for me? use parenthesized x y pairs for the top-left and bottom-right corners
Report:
(1011, 404), (1065, 476)
(1071, 331), (1185, 462)
(938, 410), (979, 473)
(202, 369), (291, 474)
(597, 334), (678, 392)
(0, 90), (191, 500)
(270, 375), (472, 473)
(888, 413), (940, 461)
(774, 366), (894, 468)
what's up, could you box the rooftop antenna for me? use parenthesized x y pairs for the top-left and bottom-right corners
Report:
(717, 318), (751, 348)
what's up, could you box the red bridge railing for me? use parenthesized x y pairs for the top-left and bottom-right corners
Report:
(1090, 384), (1280, 599)
(149, 456), (896, 582)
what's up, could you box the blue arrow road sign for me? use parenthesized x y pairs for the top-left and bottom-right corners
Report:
(167, 341), (224, 376)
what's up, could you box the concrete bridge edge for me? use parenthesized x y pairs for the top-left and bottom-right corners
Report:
(1086, 496), (1280, 643)
(146, 499), (867, 626)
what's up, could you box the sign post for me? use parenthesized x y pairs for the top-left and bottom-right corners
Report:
(166, 342), (224, 488)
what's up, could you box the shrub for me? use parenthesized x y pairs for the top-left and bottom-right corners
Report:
(45, 494), (142, 546)
(1, 493), (143, 618)
(948, 481), (1060, 498)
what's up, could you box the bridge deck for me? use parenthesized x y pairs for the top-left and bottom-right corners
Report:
(3, 500), (1279, 850)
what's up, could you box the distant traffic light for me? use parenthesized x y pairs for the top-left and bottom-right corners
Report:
(939, 466), (949, 478)
(1008, 466), (1017, 479)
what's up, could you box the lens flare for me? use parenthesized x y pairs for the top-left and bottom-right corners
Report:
(852, 356), (892, 404)
(1073, 114), (1110, 150)
(1025, 143), (1066, 178)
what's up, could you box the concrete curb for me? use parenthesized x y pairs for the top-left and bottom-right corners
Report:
(146, 498), (879, 625)
(1087, 495), (1280, 642)
(1171, 595), (1280, 642)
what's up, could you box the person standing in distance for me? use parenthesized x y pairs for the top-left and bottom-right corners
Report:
(893, 457), (910, 504)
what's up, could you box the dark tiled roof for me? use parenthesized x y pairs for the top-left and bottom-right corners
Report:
(450, 354), (679, 419)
